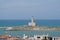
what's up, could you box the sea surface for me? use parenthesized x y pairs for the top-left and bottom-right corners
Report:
(0, 20), (60, 37)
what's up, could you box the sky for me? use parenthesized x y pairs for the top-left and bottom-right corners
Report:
(0, 0), (60, 19)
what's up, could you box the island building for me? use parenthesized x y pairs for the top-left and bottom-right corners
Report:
(28, 16), (36, 27)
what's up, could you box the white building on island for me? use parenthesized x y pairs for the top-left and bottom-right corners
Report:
(28, 16), (36, 26)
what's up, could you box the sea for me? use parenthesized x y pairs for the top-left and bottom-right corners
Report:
(0, 20), (60, 37)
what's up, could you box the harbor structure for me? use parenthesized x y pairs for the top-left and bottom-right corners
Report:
(23, 34), (52, 40)
(0, 34), (60, 40)
(28, 16), (36, 27)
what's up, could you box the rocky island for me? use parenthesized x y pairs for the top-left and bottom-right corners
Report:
(5, 16), (60, 31)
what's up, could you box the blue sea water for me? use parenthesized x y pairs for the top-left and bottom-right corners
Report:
(0, 20), (60, 27)
(0, 20), (60, 37)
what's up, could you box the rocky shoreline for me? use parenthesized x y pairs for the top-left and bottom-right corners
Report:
(5, 26), (60, 31)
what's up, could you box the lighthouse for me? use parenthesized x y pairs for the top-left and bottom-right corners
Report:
(28, 16), (36, 27)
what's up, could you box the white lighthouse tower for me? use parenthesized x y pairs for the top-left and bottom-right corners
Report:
(28, 16), (36, 26)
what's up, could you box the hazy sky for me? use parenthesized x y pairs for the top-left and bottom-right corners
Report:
(0, 0), (60, 19)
